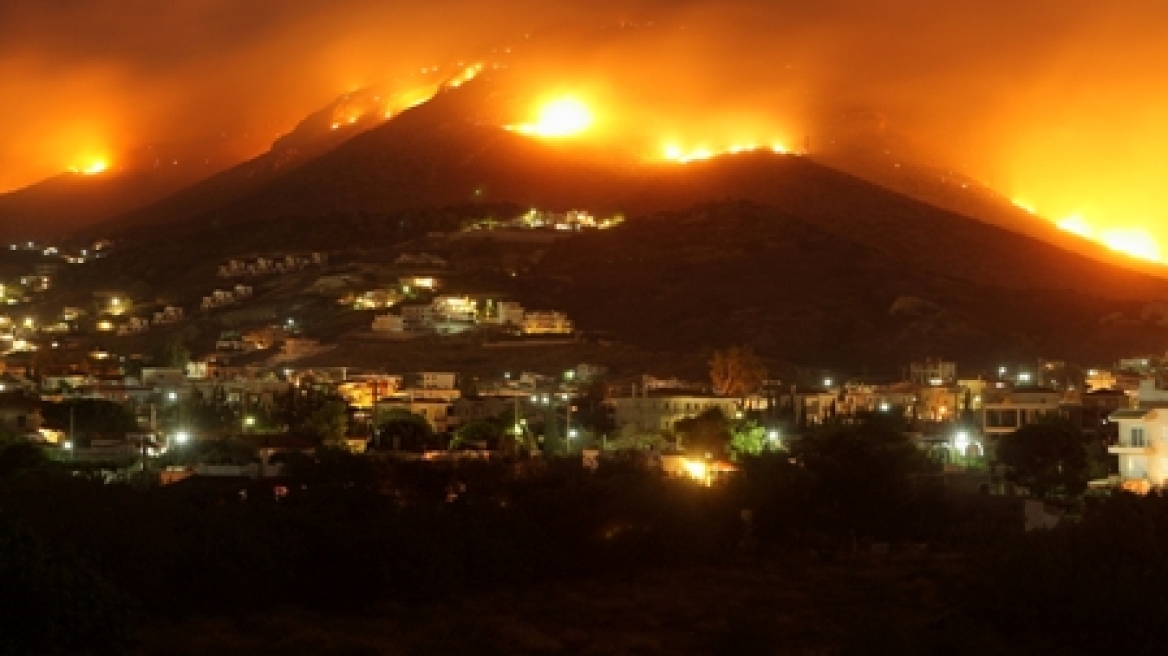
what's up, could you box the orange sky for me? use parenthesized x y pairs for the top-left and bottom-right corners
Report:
(3, 0), (1168, 256)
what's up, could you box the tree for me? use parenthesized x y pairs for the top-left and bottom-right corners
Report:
(709, 346), (767, 398)
(375, 408), (436, 451)
(0, 439), (51, 478)
(150, 337), (191, 370)
(791, 422), (937, 545)
(674, 408), (733, 457)
(451, 418), (506, 450)
(729, 422), (768, 457)
(41, 399), (137, 440)
(305, 399), (349, 444)
(997, 421), (1089, 499)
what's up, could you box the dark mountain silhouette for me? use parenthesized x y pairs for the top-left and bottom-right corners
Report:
(95, 73), (1168, 304)
(0, 82), (421, 242)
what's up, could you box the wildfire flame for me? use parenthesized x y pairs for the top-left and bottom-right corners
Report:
(662, 141), (789, 163)
(69, 159), (108, 175)
(1056, 213), (1162, 263)
(508, 97), (593, 138)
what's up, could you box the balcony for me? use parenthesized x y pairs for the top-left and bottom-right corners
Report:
(1109, 441), (1152, 455)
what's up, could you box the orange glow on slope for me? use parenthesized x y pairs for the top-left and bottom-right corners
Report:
(508, 97), (593, 138)
(662, 141), (790, 163)
(1056, 214), (1162, 263)
(70, 159), (109, 175)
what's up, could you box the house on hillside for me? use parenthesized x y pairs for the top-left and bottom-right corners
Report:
(152, 306), (184, 325)
(980, 387), (1064, 440)
(117, 317), (150, 336)
(372, 314), (405, 333)
(521, 311), (573, 335)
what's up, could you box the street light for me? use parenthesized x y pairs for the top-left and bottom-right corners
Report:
(166, 390), (178, 402)
(174, 430), (190, 445)
(244, 416), (256, 427)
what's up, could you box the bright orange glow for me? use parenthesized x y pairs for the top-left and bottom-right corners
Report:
(70, 159), (108, 175)
(445, 63), (483, 89)
(1012, 199), (1037, 215)
(1056, 214), (1162, 263)
(509, 97), (593, 138)
(662, 140), (790, 163)
(1102, 228), (1161, 263)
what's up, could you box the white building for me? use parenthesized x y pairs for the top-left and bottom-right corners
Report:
(433, 296), (477, 322)
(610, 393), (740, 435)
(1109, 407), (1168, 492)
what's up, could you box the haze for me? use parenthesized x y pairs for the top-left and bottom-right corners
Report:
(3, 0), (1167, 253)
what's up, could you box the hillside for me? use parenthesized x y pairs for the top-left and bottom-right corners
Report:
(98, 71), (1168, 303)
(0, 171), (193, 242)
(520, 202), (1167, 371)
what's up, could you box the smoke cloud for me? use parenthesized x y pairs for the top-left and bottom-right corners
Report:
(3, 0), (1167, 251)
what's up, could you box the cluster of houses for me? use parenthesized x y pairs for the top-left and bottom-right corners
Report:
(9, 344), (1168, 495)
(218, 253), (328, 278)
(469, 209), (624, 232)
(200, 284), (254, 311)
(372, 296), (572, 337)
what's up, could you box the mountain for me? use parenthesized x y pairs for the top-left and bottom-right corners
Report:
(0, 170), (192, 243)
(0, 77), (448, 243)
(97, 71), (1168, 303)
(57, 69), (1168, 373)
(521, 201), (1168, 371)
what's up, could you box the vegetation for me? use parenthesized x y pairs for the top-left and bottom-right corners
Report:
(709, 345), (767, 398)
(374, 408), (438, 451)
(997, 420), (1090, 498)
(42, 399), (138, 441)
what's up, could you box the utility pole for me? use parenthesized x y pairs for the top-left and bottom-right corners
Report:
(565, 394), (573, 456)
(68, 403), (75, 461)
(145, 402), (156, 473)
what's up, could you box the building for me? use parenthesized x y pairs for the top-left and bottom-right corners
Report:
(521, 311), (574, 336)
(981, 387), (1064, 439)
(493, 301), (525, 327)
(909, 358), (957, 386)
(610, 392), (740, 435)
(374, 398), (456, 435)
(399, 302), (435, 327)
(419, 372), (457, 390)
(152, 306), (184, 325)
(1109, 407), (1168, 491)
(433, 296), (477, 322)
(140, 368), (186, 390)
(398, 276), (440, 292)
(1073, 389), (1129, 442)
(371, 314), (405, 333)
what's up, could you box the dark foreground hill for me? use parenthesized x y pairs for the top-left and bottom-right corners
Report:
(520, 202), (1168, 372)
